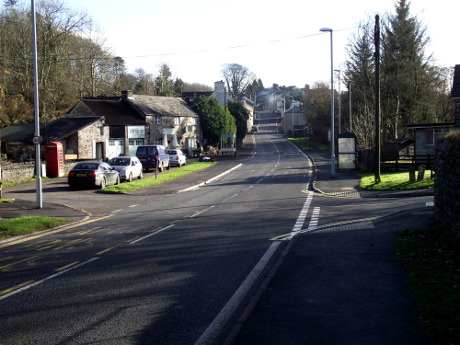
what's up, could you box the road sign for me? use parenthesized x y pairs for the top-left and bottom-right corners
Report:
(32, 136), (42, 145)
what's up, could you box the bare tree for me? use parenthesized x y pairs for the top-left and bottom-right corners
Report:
(220, 63), (256, 97)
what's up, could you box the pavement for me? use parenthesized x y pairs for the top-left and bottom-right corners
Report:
(0, 142), (435, 345)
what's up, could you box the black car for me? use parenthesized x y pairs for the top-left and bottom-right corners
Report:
(68, 162), (120, 190)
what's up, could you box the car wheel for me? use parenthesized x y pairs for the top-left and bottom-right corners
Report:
(127, 173), (133, 182)
(158, 164), (163, 172)
(115, 176), (120, 185)
(69, 185), (76, 191)
(166, 163), (170, 170)
(100, 177), (106, 189)
(138, 171), (143, 179)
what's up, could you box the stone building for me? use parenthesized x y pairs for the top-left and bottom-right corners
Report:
(66, 91), (201, 158)
(1, 91), (202, 160)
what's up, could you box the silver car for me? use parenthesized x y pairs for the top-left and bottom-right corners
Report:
(108, 156), (143, 182)
(166, 149), (187, 167)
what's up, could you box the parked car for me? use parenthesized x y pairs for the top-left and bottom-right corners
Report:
(166, 149), (187, 167)
(136, 145), (170, 172)
(108, 156), (143, 182)
(68, 162), (120, 190)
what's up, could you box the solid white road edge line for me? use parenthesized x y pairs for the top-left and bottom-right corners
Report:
(194, 241), (281, 345)
(128, 224), (175, 245)
(180, 164), (243, 192)
(190, 206), (215, 218)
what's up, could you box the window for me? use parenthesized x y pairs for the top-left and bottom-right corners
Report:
(97, 126), (104, 136)
(425, 130), (434, 146)
(190, 117), (197, 125)
(174, 117), (180, 125)
(109, 140), (115, 146)
(156, 116), (162, 125)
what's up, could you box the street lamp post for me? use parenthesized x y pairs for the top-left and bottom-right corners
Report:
(320, 27), (335, 177)
(31, 0), (42, 208)
(335, 69), (341, 134)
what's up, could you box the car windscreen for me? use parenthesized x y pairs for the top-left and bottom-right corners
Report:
(136, 146), (157, 156)
(74, 163), (98, 170)
(109, 158), (130, 166)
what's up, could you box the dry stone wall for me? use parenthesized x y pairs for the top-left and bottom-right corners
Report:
(434, 130), (460, 235)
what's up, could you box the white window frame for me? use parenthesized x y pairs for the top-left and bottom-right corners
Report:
(156, 116), (162, 125)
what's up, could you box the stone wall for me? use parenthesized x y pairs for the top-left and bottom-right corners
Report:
(0, 160), (83, 183)
(434, 130), (460, 235)
(0, 162), (37, 182)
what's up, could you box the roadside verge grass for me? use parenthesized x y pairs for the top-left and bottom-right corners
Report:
(0, 216), (71, 239)
(101, 161), (216, 193)
(395, 226), (460, 345)
(359, 171), (434, 190)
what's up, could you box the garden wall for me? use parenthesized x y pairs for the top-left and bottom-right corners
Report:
(0, 161), (79, 183)
(434, 130), (460, 235)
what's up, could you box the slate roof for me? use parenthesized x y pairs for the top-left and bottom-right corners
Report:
(0, 124), (36, 144)
(40, 117), (103, 142)
(132, 95), (199, 118)
(0, 117), (103, 144)
(80, 98), (146, 125)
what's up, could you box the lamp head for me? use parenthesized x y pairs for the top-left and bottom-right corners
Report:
(320, 28), (333, 32)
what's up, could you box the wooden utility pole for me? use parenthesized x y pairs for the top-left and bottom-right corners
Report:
(374, 14), (381, 183)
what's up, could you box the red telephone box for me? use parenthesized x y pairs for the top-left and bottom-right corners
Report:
(45, 142), (65, 177)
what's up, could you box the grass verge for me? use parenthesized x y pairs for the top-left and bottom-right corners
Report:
(395, 226), (460, 345)
(287, 137), (330, 152)
(287, 137), (312, 151)
(101, 161), (216, 193)
(0, 216), (71, 239)
(359, 171), (434, 190)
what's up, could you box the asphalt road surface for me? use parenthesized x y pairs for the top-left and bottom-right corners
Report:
(0, 114), (315, 344)
(0, 113), (433, 345)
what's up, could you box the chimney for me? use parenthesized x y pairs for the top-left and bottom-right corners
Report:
(214, 81), (226, 107)
(121, 90), (133, 101)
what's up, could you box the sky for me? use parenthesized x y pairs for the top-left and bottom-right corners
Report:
(67, 0), (458, 89)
